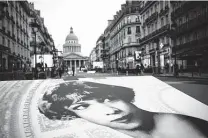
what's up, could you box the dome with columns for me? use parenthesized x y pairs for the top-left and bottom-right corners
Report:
(63, 27), (81, 53)
(65, 27), (78, 42)
(62, 27), (87, 70)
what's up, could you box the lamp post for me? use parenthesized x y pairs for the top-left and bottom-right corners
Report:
(30, 16), (40, 79)
(32, 27), (38, 78)
(169, 22), (177, 77)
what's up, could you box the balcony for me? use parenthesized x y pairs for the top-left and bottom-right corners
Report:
(2, 27), (5, 33)
(7, 30), (11, 36)
(175, 13), (208, 36)
(159, 5), (169, 16)
(144, 12), (158, 25)
(173, 36), (208, 52)
(13, 34), (15, 39)
(171, 2), (202, 19)
(140, 24), (170, 44)
(140, 1), (156, 13)
(135, 32), (141, 37)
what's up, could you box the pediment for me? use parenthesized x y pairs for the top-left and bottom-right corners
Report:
(63, 52), (87, 60)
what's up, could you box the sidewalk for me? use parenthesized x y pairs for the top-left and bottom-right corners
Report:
(154, 72), (208, 80)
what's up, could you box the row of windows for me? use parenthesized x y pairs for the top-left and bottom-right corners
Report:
(142, 14), (169, 36)
(141, 1), (169, 22)
(111, 26), (140, 49)
(0, 35), (29, 58)
(8, 1), (29, 23)
(176, 26), (208, 45)
(66, 40), (78, 43)
(177, 5), (208, 26)
(64, 46), (81, 52)
(143, 36), (170, 51)
(110, 47), (137, 61)
(0, 18), (29, 45)
(111, 15), (140, 37)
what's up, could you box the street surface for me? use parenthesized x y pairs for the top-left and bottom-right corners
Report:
(0, 72), (208, 138)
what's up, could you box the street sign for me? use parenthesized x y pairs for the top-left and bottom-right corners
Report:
(134, 51), (142, 61)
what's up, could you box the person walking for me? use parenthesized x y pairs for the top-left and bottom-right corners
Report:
(58, 67), (62, 78)
(72, 66), (75, 76)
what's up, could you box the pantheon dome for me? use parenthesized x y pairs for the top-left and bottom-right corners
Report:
(62, 27), (88, 70)
(63, 27), (81, 53)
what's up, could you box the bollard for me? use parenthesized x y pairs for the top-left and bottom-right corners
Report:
(126, 71), (128, 76)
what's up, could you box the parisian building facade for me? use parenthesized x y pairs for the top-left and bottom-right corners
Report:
(0, 1), (31, 72)
(0, 1), (55, 73)
(105, 1), (141, 71)
(29, 3), (55, 69)
(96, 1), (208, 74)
(89, 47), (96, 69)
(139, 1), (172, 73)
(171, 1), (208, 73)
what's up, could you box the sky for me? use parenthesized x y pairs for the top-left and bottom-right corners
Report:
(28, 0), (126, 56)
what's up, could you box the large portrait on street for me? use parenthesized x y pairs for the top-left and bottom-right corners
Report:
(36, 77), (208, 138)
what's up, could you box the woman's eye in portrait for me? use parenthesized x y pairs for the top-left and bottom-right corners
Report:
(72, 104), (89, 110)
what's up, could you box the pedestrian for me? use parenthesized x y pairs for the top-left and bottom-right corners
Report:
(136, 64), (141, 75)
(165, 62), (169, 74)
(39, 81), (208, 138)
(72, 66), (75, 76)
(140, 63), (144, 75)
(58, 67), (62, 78)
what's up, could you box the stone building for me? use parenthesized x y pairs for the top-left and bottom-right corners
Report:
(171, 1), (208, 73)
(139, 1), (172, 73)
(29, 2), (55, 69)
(0, 1), (31, 72)
(104, 1), (141, 71)
(62, 27), (88, 70)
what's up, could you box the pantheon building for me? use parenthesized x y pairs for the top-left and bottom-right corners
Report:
(62, 27), (88, 70)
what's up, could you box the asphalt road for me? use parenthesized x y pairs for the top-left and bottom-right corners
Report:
(63, 72), (208, 107)
(156, 77), (208, 106)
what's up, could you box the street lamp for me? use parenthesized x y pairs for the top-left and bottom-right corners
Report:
(169, 21), (177, 77)
(32, 27), (38, 78)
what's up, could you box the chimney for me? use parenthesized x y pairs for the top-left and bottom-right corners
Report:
(108, 20), (112, 25)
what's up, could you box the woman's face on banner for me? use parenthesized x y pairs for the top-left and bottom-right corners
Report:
(66, 95), (141, 130)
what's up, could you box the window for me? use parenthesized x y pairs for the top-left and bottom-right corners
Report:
(148, 25), (150, 34)
(179, 37), (183, 44)
(155, 21), (157, 30)
(127, 27), (131, 34)
(136, 26), (140, 33)
(179, 18), (182, 25)
(155, 3), (158, 12)
(166, 14), (169, 25)
(160, 1), (164, 10)
(136, 16), (140, 22)
(146, 11), (149, 17)
(185, 14), (189, 22)
(161, 17), (164, 26)
(2, 37), (5, 45)
(185, 35), (190, 43)
(127, 16), (131, 23)
(8, 39), (10, 48)
(193, 32), (197, 40)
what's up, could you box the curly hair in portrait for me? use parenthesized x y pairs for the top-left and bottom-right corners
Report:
(38, 81), (135, 120)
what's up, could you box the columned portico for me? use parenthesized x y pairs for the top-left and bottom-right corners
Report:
(62, 27), (88, 72)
